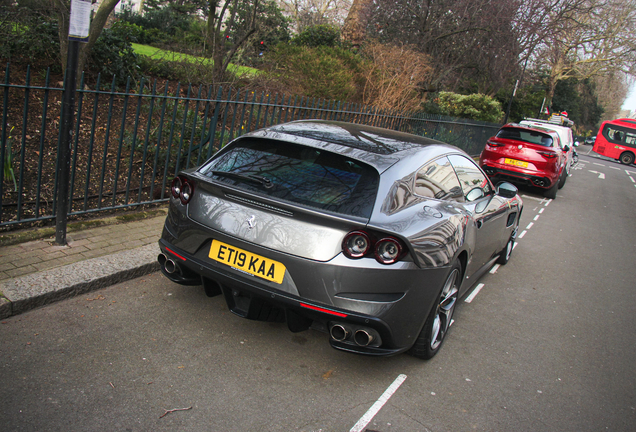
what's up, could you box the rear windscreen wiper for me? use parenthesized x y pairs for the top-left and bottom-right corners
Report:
(209, 170), (273, 188)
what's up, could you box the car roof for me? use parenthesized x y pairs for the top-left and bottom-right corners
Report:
(499, 123), (560, 139)
(519, 120), (573, 143)
(240, 120), (459, 172)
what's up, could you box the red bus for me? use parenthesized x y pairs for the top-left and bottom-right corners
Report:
(592, 118), (636, 165)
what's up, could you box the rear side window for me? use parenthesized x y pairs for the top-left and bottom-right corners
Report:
(414, 157), (463, 201)
(496, 127), (554, 147)
(199, 139), (379, 218)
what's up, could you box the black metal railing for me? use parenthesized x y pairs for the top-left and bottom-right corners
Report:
(0, 64), (500, 228)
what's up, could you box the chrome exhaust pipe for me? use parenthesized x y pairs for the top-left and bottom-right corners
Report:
(164, 258), (177, 274)
(158, 253), (178, 274)
(330, 324), (350, 341)
(354, 329), (374, 346)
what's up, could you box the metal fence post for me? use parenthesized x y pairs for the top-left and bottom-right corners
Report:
(55, 40), (80, 245)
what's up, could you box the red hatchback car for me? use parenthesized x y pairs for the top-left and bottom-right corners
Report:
(479, 124), (568, 199)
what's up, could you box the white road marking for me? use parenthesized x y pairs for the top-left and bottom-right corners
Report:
(533, 215), (540, 221)
(593, 162), (605, 167)
(545, 199), (552, 206)
(526, 222), (534, 229)
(465, 283), (485, 303)
(513, 242), (519, 250)
(626, 170), (636, 175)
(610, 166), (620, 170)
(539, 208), (545, 214)
(589, 170), (605, 179)
(350, 374), (407, 432)
(629, 176), (635, 183)
(521, 194), (544, 202)
(489, 264), (500, 274)
(519, 230), (527, 238)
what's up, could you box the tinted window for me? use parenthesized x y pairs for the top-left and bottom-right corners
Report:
(605, 125), (636, 146)
(448, 155), (492, 202)
(414, 157), (463, 201)
(199, 139), (379, 218)
(496, 127), (554, 147)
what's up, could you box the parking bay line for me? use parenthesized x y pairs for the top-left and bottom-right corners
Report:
(489, 264), (500, 274)
(465, 283), (485, 303)
(350, 374), (408, 432)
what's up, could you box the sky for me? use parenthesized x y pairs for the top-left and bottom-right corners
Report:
(621, 83), (636, 113)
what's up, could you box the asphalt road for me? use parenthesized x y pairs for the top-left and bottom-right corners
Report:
(1, 149), (635, 431)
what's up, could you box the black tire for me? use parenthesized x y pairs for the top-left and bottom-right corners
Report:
(620, 152), (635, 165)
(497, 231), (516, 265)
(557, 168), (567, 189)
(544, 178), (558, 199)
(409, 261), (462, 360)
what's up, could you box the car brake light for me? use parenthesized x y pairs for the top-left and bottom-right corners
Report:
(342, 231), (371, 258)
(487, 140), (504, 147)
(342, 230), (406, 264)
(537, 151), (557, 159)
(375, 237), (404, 265)
(171, 176), (194, 205)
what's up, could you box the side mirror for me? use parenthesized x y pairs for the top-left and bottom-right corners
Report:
(495, 182), (517, 199)
(563, 145), (571, 153)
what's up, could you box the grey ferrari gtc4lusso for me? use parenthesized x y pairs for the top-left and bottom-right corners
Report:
(158, 120), (523, 359)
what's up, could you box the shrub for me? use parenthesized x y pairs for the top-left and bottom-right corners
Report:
(292, 25), (340, 48)
(88, 26), (140, 80)
(0, 7), (60, 68)
(434, 92), (504, 122)
(265, 44), (364, 101)
(359, 42), (432, 112)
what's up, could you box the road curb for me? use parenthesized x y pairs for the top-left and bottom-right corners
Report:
(0, 243), (161, 318)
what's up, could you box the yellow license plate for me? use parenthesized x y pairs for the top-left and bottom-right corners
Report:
(504, 158), (528, 168)
(209, 240), (286, 284)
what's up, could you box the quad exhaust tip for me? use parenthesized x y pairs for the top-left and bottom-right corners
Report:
(330, 324), (350, 341)
(329, 323), (378, 347)
(354, 329), (374, 347)
(158, 253), (178, 274)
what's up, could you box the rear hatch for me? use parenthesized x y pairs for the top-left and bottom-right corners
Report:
(186, 137), (380, 262)
(488, 127), (559, 173)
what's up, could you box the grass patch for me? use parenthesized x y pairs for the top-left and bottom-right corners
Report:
(131, 43), (260, 76)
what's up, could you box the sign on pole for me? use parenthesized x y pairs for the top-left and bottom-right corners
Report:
(55, 0), (91, 245)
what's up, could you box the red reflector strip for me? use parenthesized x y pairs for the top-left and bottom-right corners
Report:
(165, 247), (186, 261)
(300, 303), (348, 318)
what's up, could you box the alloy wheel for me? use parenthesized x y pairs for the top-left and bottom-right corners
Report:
(430, 268), (460, 350)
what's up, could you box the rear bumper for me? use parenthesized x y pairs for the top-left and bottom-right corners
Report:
(157, 217), (450, 356)
(481, 163), (558, 189)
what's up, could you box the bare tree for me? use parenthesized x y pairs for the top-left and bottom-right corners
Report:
(206, 0), (259, 83)
(365, 0), (520, 94)
(277, 0), (352, 32)
(521, 0), (636, 105)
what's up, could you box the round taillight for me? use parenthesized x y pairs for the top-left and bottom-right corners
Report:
(171, 177), (182, 199)
(342, 231), (371, 259)
(374, 237), (403, 265)
(180, 179), (194, 205)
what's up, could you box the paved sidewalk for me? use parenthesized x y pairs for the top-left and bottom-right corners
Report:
(0, 210), (168, 319)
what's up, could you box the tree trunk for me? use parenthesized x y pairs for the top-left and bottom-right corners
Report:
(341, 0), (373, 48)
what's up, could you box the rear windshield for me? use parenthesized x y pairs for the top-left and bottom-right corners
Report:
(496, 127), (553, 147)
(199, 139), (379, 218)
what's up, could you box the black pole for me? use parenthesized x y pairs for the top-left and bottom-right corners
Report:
(56, 41), (79, 245)
(503, 80), (519, 124)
